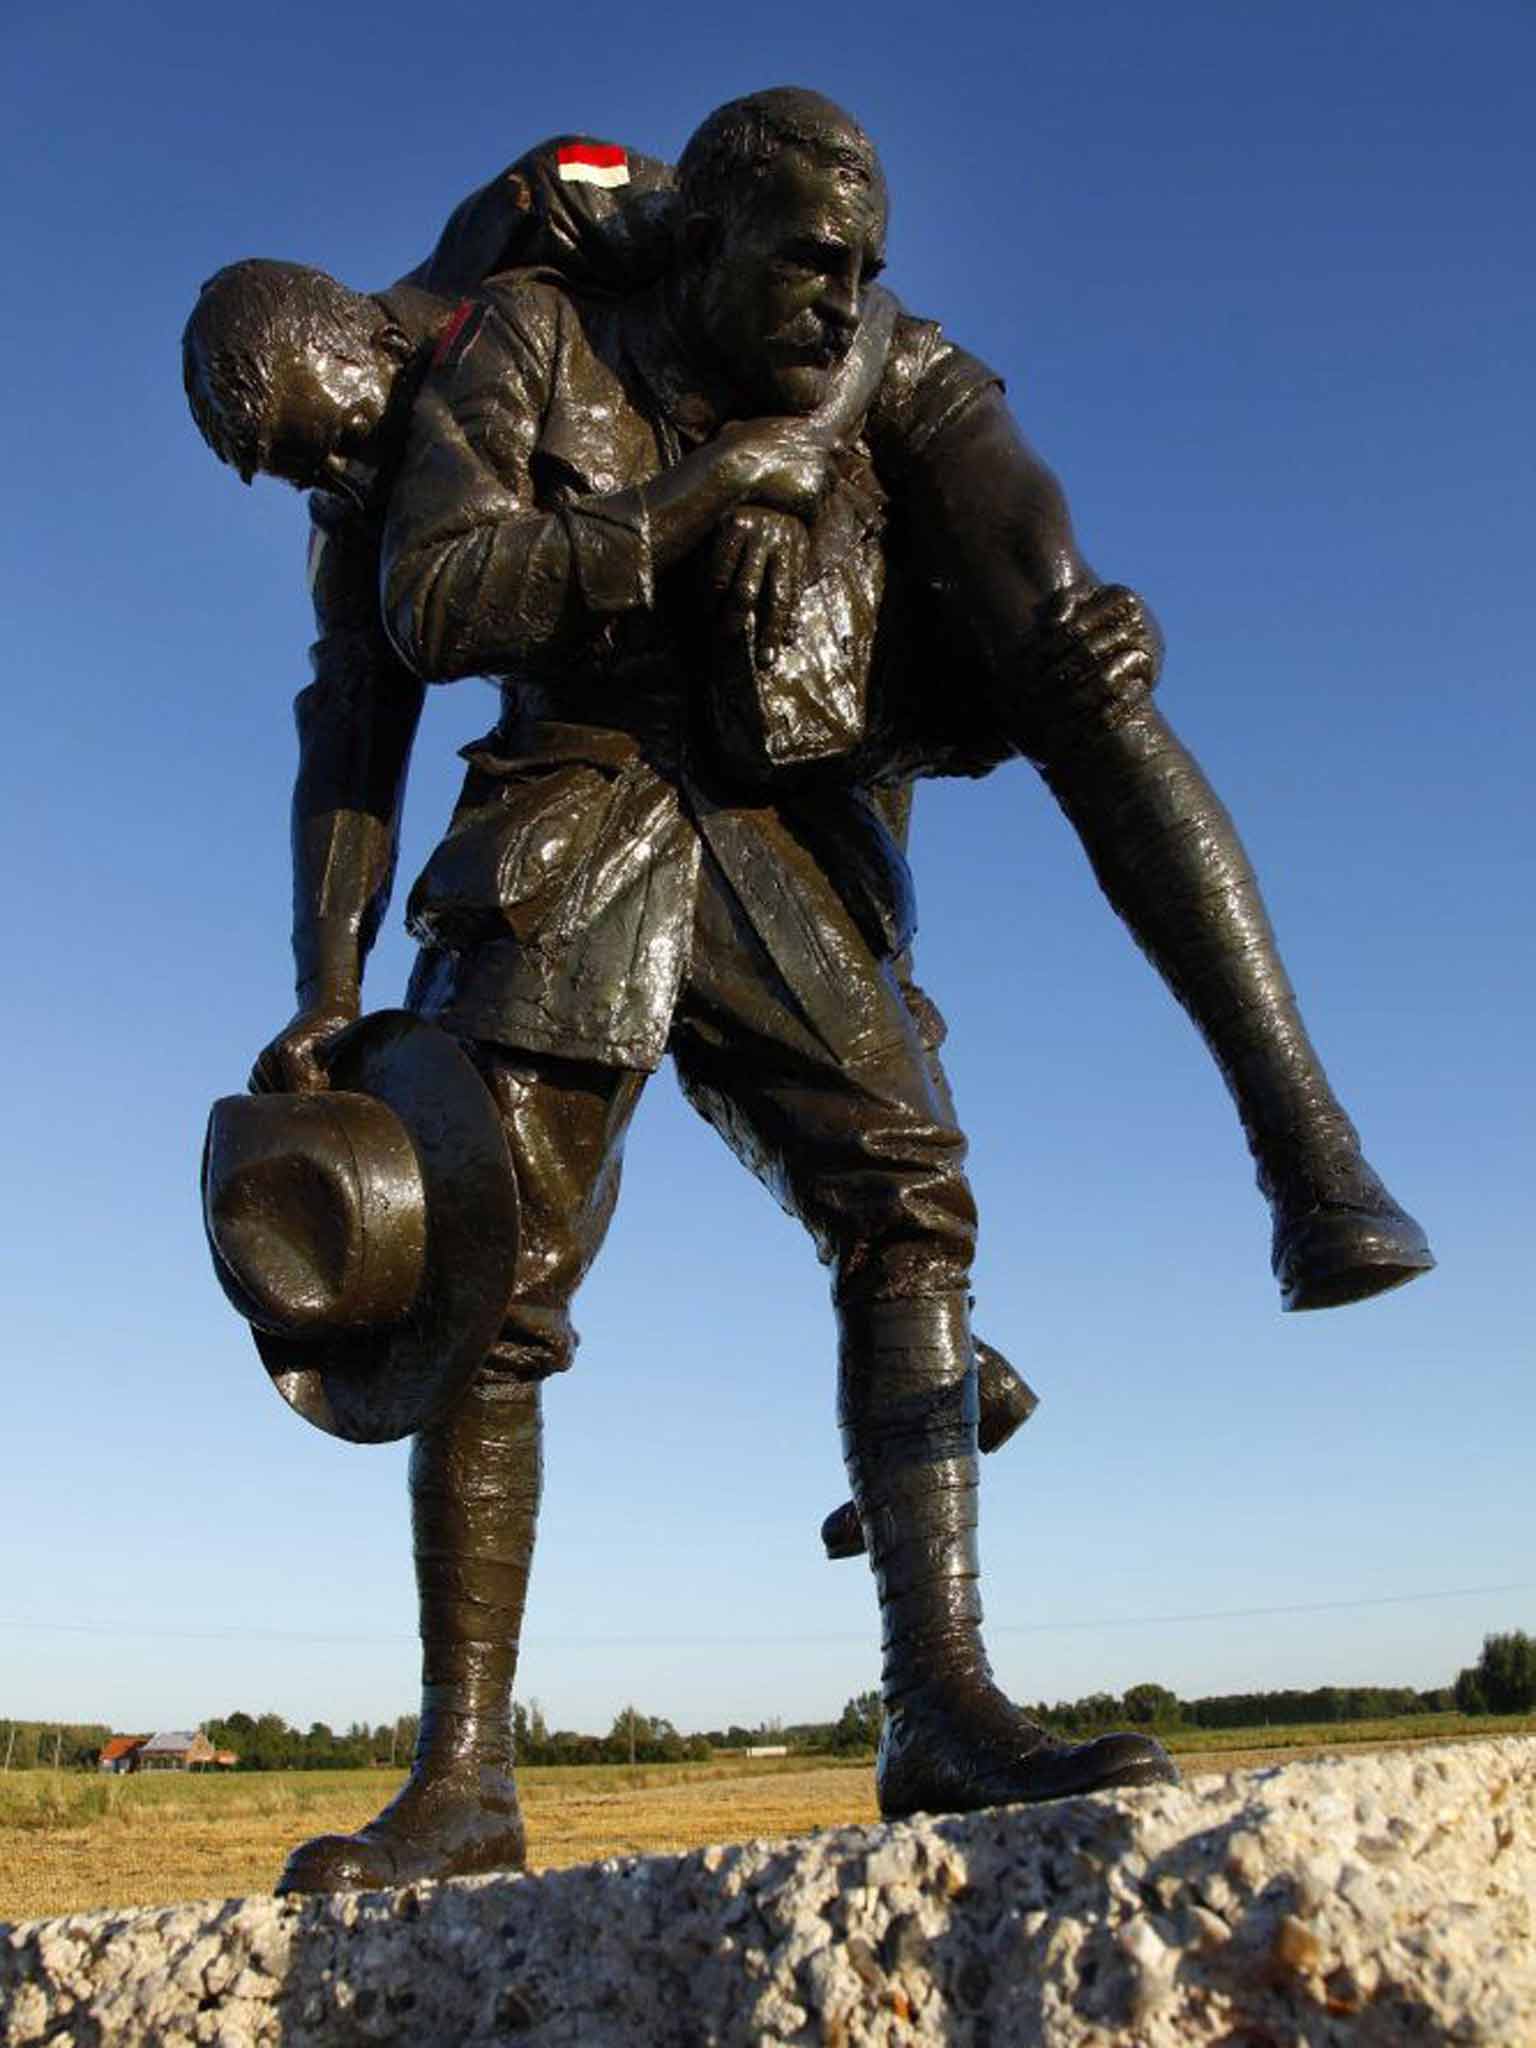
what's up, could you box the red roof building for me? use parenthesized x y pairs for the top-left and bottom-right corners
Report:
(98, 1734), (149, 1773)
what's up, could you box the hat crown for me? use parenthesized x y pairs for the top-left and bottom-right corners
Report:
(204, 1091), (428, 1336)
(201, 1011), (519, 1444)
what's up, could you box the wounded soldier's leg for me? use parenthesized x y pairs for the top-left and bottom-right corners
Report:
(1036, 693), (1432, 1309)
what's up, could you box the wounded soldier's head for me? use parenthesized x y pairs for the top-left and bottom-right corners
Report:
(183, 259), (412, 496)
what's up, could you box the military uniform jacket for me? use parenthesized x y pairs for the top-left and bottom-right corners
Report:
(378, 277), (1006, 1073)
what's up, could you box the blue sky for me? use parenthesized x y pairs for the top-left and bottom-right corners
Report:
(2, 0), (1531, 1740)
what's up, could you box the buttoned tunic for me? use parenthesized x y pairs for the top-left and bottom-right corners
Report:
(380, 277), (1004, 1074)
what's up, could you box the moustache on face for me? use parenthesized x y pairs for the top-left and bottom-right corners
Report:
(770, 320), (848, 368)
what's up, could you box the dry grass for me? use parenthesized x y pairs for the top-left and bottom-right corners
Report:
(0, 1757), (872, 1923)
(3, 1718), (1529, 1925)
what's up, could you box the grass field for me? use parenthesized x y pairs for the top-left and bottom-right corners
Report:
(3, 1717), (1530, 1925)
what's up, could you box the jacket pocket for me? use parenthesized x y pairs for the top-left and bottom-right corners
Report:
(406, 756), (624, 950)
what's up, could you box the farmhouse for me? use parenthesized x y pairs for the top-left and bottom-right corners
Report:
(98, 1734), (149, 1773)
(136, 1730), (219, 1771)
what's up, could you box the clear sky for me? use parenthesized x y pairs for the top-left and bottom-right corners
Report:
(2, 0), (1531, 1740)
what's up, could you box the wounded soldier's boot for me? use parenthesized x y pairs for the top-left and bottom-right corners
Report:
(839, 1295), (1177, 1819)
(1037, 692), (1434, 1310)
(821, 1336), (1037, 1559)
(276, 1377), (539, 1893)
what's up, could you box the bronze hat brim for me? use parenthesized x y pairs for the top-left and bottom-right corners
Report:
(250, 1011), (518, 1444)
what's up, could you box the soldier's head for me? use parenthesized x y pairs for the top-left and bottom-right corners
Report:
(183, 259), (411, 494)
(676, 87), (887, 415)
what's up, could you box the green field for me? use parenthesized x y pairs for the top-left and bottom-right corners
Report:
(3, 1717), (1529, 1925)
(1162, 1710), (1534, 1755)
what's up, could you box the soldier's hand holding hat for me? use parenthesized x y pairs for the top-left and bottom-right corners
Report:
(249, 993), (362, 1095)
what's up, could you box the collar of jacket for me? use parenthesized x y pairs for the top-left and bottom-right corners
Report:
(616, 284), (727, 452)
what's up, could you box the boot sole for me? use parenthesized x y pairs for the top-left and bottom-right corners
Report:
(1277, 1204), (1433, 1302)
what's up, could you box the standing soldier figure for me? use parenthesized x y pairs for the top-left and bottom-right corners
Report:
(189, 88), (1430, 1893)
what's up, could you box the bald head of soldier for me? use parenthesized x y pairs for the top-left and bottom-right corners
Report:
(675, 87), (888, 416)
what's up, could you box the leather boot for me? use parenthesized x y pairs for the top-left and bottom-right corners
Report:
(821, 1337), (1038, 1559)
(1040, 704), (1433, 1310)
(840, 1295), (1177, 1819)
(276, 1377), (539, 1893)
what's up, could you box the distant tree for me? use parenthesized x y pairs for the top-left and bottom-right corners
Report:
(604, 1707), (690, 1764)
(1468, 1631), (1536, 1714)
(1122, 1683), (1181, 1728)
(1075, 1692), (1122, 1731)
(204, 1711), (256, 1755)
(1453, 1667), (1486, 1714)
(830, 1691), (883, 1754)
(238, 1712), (295, 1770)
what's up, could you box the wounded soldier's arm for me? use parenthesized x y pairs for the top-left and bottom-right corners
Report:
(380, 290), (834, 682)
(292, 501), (425, 1008)
(291, 658), (423, 1010)
(249, 503), (427, 1095)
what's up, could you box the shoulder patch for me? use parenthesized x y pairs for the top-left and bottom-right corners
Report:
(557, 140), (629, 189)
(432, 297), (486, 371)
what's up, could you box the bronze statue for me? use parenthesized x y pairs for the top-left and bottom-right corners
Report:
(187, 91), (1431, 1894)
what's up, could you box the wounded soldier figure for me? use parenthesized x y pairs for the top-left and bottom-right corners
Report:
(186, 89), (1432, 1893)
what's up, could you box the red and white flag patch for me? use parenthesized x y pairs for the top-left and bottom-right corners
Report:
(557, 142), (629, 189)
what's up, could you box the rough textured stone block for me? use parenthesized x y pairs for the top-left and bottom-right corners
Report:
(4, 1738), (1532, 2044)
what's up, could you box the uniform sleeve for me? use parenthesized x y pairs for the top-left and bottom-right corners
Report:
(868, 315), (1004, 469)
(380, 287), (653, 682)
(290, 498), (425, 995)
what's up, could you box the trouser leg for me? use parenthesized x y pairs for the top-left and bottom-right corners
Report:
(1040, 702), (1432, 1308)
(277, 1048), (643, 1894)
(820, 968), (1036, 1561)
(410, 1373), (541, 1784)
(839, 1292), (1176, 1817)
(469, 1047), (648, 1383)
(673, 859), (1174, 1814)
(670, 840), (978, 1304)
(276, 1376), (542, 1894)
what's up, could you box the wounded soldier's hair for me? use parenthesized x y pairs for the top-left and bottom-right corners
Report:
(678, 87), (881, 228)
(182, 258), (380, 483)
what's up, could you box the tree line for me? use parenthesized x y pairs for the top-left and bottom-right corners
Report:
(6, 1632), (1531, 1768)
(977, 1632), (1536, 1736)
(0, 1722), (112, 1772)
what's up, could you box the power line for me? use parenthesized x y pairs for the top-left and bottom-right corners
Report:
(0, 1581), (1528, 1652)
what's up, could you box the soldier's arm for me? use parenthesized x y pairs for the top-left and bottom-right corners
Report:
(250, 503), (425, 1094)
(380, 288), (833, 682)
